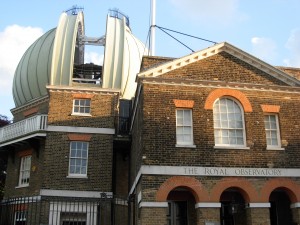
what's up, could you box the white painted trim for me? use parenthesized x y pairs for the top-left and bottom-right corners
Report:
(129, 169), (142, 194)
(175, 144), (196, 148)
(138, 42), (300, 86)
(138, 191), (142, 203)
(195, 203), (221, 208)
(47, 85), (120, 94)
(2, 195), (41, 204)
(114, 198), (128, 206)
(40, 189), (113, 198)
(0, 133), (46, 147)
(214, 146), (250, 150)
(129, 165), (300, 196)
(248, 203), (270, 208)
(47, 125), (115, 134)
(49, 201), (98, 225)
(139, 202), (168, 208)
(291, 202), (300, 208)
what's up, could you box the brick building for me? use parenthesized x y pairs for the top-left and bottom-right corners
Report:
(0, 8), (300, 225)
(129, 43), (300, 225)
(0, 9), (143, 225)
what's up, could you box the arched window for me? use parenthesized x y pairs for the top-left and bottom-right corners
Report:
(213, 98), (246, 147)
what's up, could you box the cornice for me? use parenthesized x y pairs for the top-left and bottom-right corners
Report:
(11, 96), (49, 114)
(46, 85), (120, 95)
(139, 77), (300, 94)
(138, 42), (300, 87)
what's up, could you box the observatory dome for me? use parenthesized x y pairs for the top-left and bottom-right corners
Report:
(12, 29), (56, 107)
(12, 10), (146, 108)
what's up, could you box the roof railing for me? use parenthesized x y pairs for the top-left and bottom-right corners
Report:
(109, 9), (130, 28)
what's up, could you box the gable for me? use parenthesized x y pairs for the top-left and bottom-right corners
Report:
(150, 52), (289, 86)
(138, 42), (300, 87)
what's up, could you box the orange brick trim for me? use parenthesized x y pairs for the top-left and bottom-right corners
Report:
(67, 133), (92, 141)
(204, 89), (253, 112)
(17, 149), (33, 157)
(261, 105), (280, 113)
(23, 107), (38, 117)
(173, 100), (195, 108)
(156, 176), (209, 202)
(72, 93), (94, 99)
(210, 177), (259, 203)
(260, 178), (300, 203)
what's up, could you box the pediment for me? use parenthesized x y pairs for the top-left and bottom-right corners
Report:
(138, 42), (300, 87)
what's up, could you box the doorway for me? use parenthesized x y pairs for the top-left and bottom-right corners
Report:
(167, 188), (196, 225)
(220, 189), (246, 225)
(167, 201), (188, 225)
(269, 189), (294, 225)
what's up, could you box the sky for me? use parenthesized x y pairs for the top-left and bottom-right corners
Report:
(1, 0), (300, 119)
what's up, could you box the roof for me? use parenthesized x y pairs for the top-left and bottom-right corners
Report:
(138, 42), (300, 87)
(12, 28), (56, 107)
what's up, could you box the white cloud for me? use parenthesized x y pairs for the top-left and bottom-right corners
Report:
(251, 37), (278, 63)
(84, 51), (104, 65)
(283, 28), (300, 67)
(168, 0), (245, 26)
(0, 25), (43, 93)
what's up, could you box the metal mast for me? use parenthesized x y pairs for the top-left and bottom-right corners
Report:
(150, 0), (156, 56)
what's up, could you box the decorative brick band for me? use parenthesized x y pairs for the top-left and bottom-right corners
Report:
(67, 133), (92, 141)
(156, 176), (209, 202)
(261, 105), (280, 113)
(72, 93), (94, 99)
(23, 107), (38, 117)
(260, 178), (300, 203)
(17, 149), (33, 157)
(204, 89), (253, 112)
(173, 99), (194, 108)
(210, 177), (259, 203)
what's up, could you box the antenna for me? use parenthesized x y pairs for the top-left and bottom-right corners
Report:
(150, 0), (156, 56)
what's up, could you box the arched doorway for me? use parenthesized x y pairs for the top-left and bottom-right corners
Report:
(167, 187), (197, 225)
(220, 188), (246, 225)
(269, 189), (294, 225)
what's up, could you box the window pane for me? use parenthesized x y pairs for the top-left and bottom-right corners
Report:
(176, 109), (193, 144)
(213, 98), (245, 146)
(69, 142), (88, 175)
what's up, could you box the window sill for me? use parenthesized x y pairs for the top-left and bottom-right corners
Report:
(175, 144), (196, 148)
(67, 175), (88, 179)
(214, 146), (250, 150)
(266, 147), (285, 151)
(71, 113), (92, 117)
(15, 184), (29, 189)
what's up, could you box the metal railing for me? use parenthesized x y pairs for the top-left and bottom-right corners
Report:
(0, 115), (48, 143)
(0, 196), (127, 225)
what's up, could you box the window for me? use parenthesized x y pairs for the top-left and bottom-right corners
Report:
(69, 142), (88, 177)
(213, 98), (246, 147)
(176, 109), (194, 146)
(61, 212), (86, 225)
(19, 156), (31, 186)
(72, 99), (91, 115)
(264, 114), (282, 149)
(14, 211), (27, 225)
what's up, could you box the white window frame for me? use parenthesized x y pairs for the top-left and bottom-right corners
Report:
(18, 155), (31, 187)
(175, 109), (195, 147)
(72, 99), (91, 116)
(68, 141), (89, 178)
(213, 98), (248, 149)
(264, 114), (284, 150)
(14, 211), (27, 225)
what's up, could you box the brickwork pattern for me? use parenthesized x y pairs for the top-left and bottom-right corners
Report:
(4, 140), (45, 198)
(139, 207), (168, 225)
(48, 90), (118, 128)
(159, 52), (289, 86)
(42, 132), (113, 191)
(139, 83), (300, 168)
(246, 208), (271, 225)
(196, 208), (220, 225)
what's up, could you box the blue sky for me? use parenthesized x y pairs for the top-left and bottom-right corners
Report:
(1, 0), (300, 119)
